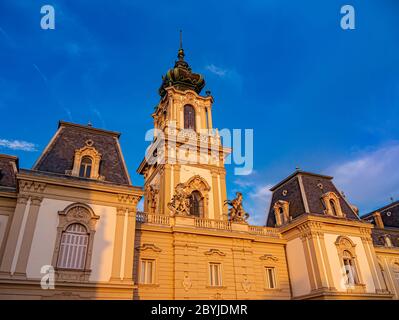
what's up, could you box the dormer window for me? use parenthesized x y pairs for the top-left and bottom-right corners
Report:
(273, 200), (289, 226)
(322, 192), (344, 217)
(67, 140), (104, 180)
(79, 156), (93, 178)
(184, 105), (196, 131)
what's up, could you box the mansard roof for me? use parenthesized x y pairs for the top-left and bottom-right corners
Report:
(363, 200), (399, 229)
(32, 121), (131, 186)
(266, 170), (360, 227)
(0, 154), (18, 190)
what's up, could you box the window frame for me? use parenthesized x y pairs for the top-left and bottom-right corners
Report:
(264, 267), (277, 289)
(56, 223), (89, 270)
(183, 104), (196, 131)
(209, 262), (223, 287)
(79, 156), (93, 178)
(139, 258), (156, 285)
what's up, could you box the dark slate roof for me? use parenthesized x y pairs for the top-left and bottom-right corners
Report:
(32, 121), (131, 186)
(0, 154), (18, 189)
(371, 228), (399, 247)
(362, 201), (399, 229)
(266, 170), (359, 227)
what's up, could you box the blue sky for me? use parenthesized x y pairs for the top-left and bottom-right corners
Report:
(1, 0), (399, 224)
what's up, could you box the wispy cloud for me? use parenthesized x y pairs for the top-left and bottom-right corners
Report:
(205, 64), (227, 77)
(32, 64), (48, 83)
(232, 170), (272, 225)
(92, 108), (106, 128)
(0, 139), (37, 152)
(64, 108), (73, 121)
(326, 142), (399, 214)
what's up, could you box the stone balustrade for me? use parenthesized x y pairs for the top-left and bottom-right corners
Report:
(136, 212), (280, 238)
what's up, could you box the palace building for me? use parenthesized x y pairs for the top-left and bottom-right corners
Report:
(0, 46), (399, 300)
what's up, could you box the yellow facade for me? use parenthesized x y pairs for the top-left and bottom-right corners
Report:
(0, 47), (399, 300)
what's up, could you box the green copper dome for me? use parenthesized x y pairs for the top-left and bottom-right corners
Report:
(159, 47), (205, 97)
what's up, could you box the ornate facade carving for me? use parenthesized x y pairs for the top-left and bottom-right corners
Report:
(135, 243), (162, 253)
(204, 249), (226, 257)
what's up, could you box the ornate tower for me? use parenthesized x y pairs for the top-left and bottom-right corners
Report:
(137, 42), (231, 220)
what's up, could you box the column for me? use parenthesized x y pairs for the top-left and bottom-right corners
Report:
(164, 165), (172, 216)
(123, 207), (137, 282)
(318, 233), (336, 290)
(0, 195), (29, 275)
(14, 196), (43, 277)
(219, 171), (228, 219)
(307, 232), (329, 289)
(211, 170), (221, 220)
(110, 207), (126, 281)
(300, 234), (317, 290)
(207, 107), (213, 130)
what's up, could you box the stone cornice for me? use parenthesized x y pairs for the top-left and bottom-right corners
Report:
(16, 172), (143, 196)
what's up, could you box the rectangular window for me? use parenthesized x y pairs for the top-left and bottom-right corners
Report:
(209, 263), (222, 286)
(265, 267), (276, 289)
(140, 259), (155, 284)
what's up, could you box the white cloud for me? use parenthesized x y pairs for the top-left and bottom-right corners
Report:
(0, 139), (37, 152)
(246, 184), (273, 225)
(233, 173), (273, 226)
(326, 142), (399, 214)
(205, 64), (227, 77)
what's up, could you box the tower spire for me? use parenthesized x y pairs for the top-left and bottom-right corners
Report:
(179, 29), (183, 50)
(177, 29), (185, 61)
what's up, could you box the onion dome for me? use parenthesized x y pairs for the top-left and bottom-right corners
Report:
(158, 43), (205, 97)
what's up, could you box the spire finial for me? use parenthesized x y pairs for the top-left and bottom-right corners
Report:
(179, 29), (183, 49)
(177, 29), (185, 61)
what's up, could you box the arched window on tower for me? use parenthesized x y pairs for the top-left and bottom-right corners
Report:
(184, 105), (196, 131)
(79, 156), (93, 178)
(190, 191), (203, 217)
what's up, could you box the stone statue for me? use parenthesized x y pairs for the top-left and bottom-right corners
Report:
(168, 183), (191, 216)
(224, 192), (249, 223)
(148, 185), (158, 214)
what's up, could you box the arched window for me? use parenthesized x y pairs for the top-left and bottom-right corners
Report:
(184, 105), (196, 131)
(330, 199), (338, 216)
(79, 156), (92, 178)
(57, 223), (89, 270)
(190, 191), (203, 217)
(342, 250), (359, 285)
(278, 207), (285, 225)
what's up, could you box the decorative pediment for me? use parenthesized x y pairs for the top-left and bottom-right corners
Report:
(185, 175), (211, 193)
(259, 254), (279, 262)
(135, 243), (162, 253)
(204, 248), (226, 256)
(58, 203), (99, 230)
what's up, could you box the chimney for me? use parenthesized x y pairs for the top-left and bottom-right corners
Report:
(373, 211), (384, 229)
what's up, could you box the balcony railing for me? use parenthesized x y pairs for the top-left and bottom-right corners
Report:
(136, 211), (170, 225)
(136, 212), (280, 238)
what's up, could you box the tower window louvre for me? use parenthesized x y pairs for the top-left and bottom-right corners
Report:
(184, 105), (196, 131)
